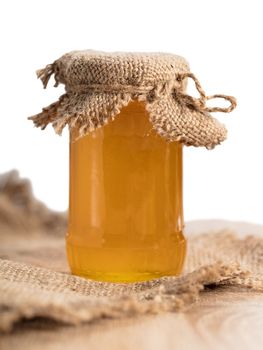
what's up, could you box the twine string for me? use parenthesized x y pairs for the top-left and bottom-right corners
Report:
(36, 63), (236, 114)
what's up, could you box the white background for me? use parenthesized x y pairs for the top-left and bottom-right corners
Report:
(1, 0), (262, 224)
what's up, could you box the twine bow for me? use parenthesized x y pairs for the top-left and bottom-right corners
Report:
(36, 63), (237, 115)
(174, 72), (237, 113)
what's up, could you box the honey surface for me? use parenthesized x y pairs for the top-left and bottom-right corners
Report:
(67, 101), (186, 282)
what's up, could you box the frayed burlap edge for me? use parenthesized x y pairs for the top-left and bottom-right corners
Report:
(0, 259), (250, 333)
(2, 230), (263, 333)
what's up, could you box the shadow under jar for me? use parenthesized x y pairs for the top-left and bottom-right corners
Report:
(66, 100), (186, 282)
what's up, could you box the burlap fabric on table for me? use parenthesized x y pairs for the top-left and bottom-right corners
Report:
(29, 50), (236, 149)
(1, 172), (263, 333)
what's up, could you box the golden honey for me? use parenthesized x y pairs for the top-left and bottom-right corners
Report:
(66, 100), (186, 282)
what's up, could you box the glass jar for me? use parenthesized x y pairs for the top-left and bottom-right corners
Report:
(66, 100), (186, 282)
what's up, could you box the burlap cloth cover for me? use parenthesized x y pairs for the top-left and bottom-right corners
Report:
(1, 172), (263, 333)
(29, 50), (236, 148)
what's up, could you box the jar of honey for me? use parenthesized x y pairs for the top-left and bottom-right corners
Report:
(29, 50), (236, 282)
(67, 100), (185, 281)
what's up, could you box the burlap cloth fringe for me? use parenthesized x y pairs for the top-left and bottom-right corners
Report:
(28, 50), (236, 149)
(1, 230), (263, 333)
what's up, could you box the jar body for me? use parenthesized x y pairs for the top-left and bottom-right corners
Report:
(66, 101), (186, 282)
